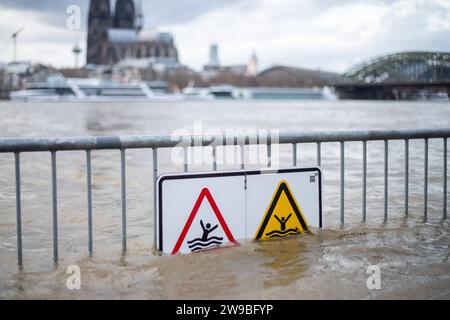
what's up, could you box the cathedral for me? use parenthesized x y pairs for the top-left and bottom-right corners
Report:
(87, 0), (178, 65)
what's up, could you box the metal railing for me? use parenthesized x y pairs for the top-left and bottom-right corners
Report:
(0, 128), (448, 268)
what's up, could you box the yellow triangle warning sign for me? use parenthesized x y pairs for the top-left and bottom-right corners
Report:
(255, 180), (310, 240)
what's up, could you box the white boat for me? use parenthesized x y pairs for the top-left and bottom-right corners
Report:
(208, 85), (238, 99)
(237, 87), (333, 100)
(182, 82), (215, 101)
(9, 88), (71, 102)
(10, 77), (185, 102)
(404, 90), (449, 101)
(182, 85), (337, 101)
(425, 92), (449, 101)
(183, 83), (238, 100)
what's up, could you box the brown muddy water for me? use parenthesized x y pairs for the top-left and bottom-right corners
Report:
(0, 100), (449, 299)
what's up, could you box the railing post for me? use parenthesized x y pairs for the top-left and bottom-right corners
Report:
(14, 152), (23, 269)
(153, 148), (158, 249)
(384, 140), (388, 222)
(120, 149), (127, 254)
(86, 150), (93, 257)
(51, 151), (58, 265)
(292, 143), (297, 167)
(362, 141), (367, 223)
(317, 142), (322, 167)
(212, 146), (217, 171)
(444, 138), (447, 220)
(240, 145), (245, 170)
(405, 139), (409, 217)
(340, 141), (345, 225)
(183, 147), (188, 172)
(424, 139), (429, 219)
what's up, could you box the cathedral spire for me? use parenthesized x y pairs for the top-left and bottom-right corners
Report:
(114, 0), (135, 29)
(88, 0), (111, 22)
(87, 0), (112, 64)
(135, 0), (143, 31)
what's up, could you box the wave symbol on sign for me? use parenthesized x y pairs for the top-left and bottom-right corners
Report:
(187, 219), (223, 252)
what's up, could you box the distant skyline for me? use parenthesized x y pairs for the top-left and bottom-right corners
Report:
(0, 0), (449, 72)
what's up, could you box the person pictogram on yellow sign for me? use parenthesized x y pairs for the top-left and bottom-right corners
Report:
(255, 180), (310, 241)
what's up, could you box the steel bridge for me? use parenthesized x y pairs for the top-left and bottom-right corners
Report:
(334, 51), (450, 100)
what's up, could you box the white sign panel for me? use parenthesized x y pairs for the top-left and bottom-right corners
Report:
(157, 168), (322, 254)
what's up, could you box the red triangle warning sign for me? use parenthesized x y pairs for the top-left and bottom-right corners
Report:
(172, 188), (238, 254)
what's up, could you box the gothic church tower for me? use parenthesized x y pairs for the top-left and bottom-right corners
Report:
(86, 0), (111, 64)
(114, 0), (136, 29)
(86, 0), (178, 66)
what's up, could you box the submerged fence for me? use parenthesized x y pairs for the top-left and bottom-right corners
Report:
(0, 128), (448, 268)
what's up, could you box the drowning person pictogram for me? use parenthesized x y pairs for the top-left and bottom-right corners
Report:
(171, 188), (237, 254)
(265, 213), (301, 238)
(187, 219), (223, 252)
(255, 180), (310, 241)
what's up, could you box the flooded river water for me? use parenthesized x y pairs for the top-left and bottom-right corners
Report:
(0, 100), (449, 299)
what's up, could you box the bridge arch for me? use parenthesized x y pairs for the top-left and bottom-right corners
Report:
(344, 51), (450, 83)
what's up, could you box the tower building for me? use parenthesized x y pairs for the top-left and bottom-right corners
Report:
(113, 0), (135, 29)
(209, 44), (220, 67)
(87, 0), (111, 65)
(86, 0), (178, 66)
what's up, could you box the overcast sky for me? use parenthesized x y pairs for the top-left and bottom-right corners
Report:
(0, 0), (449, 72)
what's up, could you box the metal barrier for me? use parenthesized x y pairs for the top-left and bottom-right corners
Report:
(0, 128), (448, 268)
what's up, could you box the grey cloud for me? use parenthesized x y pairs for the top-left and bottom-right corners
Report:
(1, 0), (88, 30)
(143, 0), (243, 26)
(0, 0), (242, 28)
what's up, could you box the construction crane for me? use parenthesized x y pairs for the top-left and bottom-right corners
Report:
(11, 27), (25, 63)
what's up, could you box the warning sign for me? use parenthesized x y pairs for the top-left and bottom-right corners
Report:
(157, 168), (322, 254)
(254, 180), (310, 240)
(172, 188), (237, 254)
